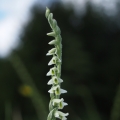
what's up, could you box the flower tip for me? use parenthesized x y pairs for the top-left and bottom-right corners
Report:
(46, 53), (51, 56)
(46, 71), (51, 76)
(46, 53), (49, 56)
(46, 7), (49, 10)
(59, 78), (63, 83)
(48, 61), (52, 65)
(66, 113), (69, 116)
(64, 102), (68, 106)
(47, 79), (53, 85)
(47, 32), (55, 37)
(61, 89), (67, 93)
(48, 63), (50, 65)
(48, 40), (57, 45)
(48, 89), (53, 93)
(45, 7), (50, 18)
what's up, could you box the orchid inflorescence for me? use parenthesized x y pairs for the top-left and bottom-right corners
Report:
(45, 7), (69, 120)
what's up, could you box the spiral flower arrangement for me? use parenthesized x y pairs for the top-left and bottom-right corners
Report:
(45, 7), (69, 120)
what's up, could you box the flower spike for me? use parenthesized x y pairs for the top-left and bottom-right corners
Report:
(46, 7), (68, 120)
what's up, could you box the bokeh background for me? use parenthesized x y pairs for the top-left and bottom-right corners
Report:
(0, 0), (120, 120)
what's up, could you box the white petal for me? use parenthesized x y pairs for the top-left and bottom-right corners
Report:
(48, 56), (56, 65)
(60, 112), (69, 117)
(65, 113), (69, 116)
(47, 79), (53, 85)
(46, 48), (56, 56)
(60, 89), (67, 94)
(59, 78), (63, 83)
(48, 40), (57, 45)
(63, 102), (68, 106)
(54, 111), (69, 118)
(49, 48), (56, 53)
(48, 59), (54, 65)
(46, 52), (52, 56)
(48, 88), (54, 93)
(46, 70), (51, 76)
(47, 31), (55, 36)
(61, 98), (64, 101)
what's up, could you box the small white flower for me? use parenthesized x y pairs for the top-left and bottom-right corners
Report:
(53, 98), (68, 109)
(47, 76), (63, 85)
(48, 85), (67, 95)
(46, 67), (57, 76)
(46, 48), (57, 56)
(48, 56), (61, 65)
(54, 111), (69, 120)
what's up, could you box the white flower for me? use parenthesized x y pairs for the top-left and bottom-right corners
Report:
(46, 48), (57, 56)
(46, 67), (57, 76)
(47, 76), (63, 85)
(53, 98), (68, 109)
(48, 85), (67, 95)
(48, 56), (61, 65)
(54, 111), (69, 120)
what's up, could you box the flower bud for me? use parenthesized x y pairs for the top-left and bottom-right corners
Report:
(48, 40), (57, 45)
(47, 32), (56, 37)
(53, 19), (57, 28)
(45, 7), (50, 18)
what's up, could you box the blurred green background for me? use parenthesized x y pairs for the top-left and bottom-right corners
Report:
(0, 1), (120, 120)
